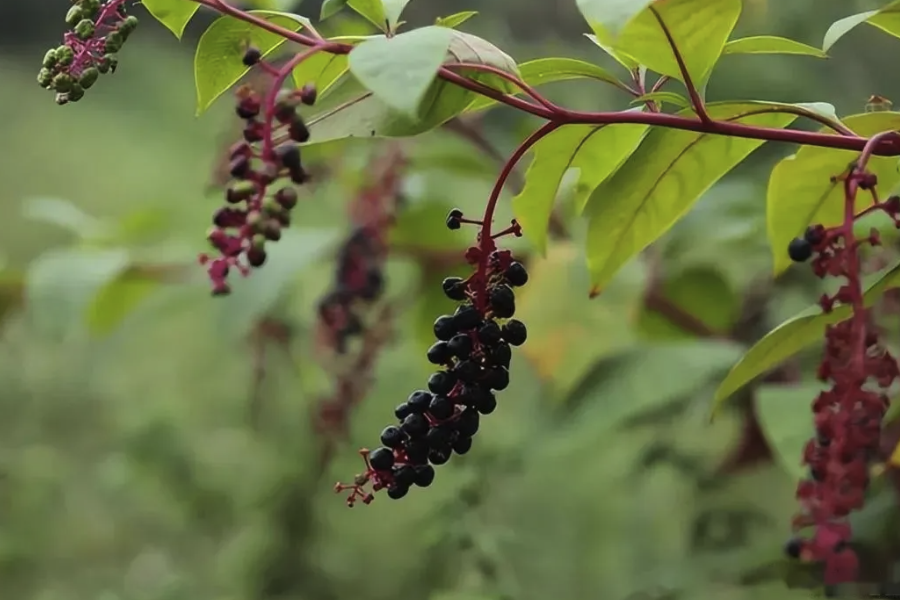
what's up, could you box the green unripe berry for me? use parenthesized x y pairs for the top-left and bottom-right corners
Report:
(75, 19), (95, 40)
(119, 16), (139, 37)
(56, 45), (75, 67)
(68, 83), (85, 102)
(262, 197), (283, 216)
(103, 32), (123, 53)
(80, 0), (101, 18)
(42, 49), (58, 69)
(252, 234), (267, 249)
(65, 5), (84, 27)
(79, 67), (99, 89)
(37, 68), (54, 88)
(97, 54), (118, 74)
(52, 72), (74, 93)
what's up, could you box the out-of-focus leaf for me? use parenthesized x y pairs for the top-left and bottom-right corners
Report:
(712, 258), (900, 411)
(22, 197), (108, 239)
(565, 340), (744, 428)
(516, 241), (647, 399)
(755, 383), (821, 480)
(411, 263), (470, 361)
(584, 102), (801, 294)
(822, 0), (900, 52)
(630, 91), (691, 109)
(390, 201), (466, 251)
(346, 0), (388, 30)
(722, 36), (828, 57)
(653, 266), (739, 334)
(142, 0), (201, 39)
(86, 271), (166, 337)
(435, 11), (478, 29)
(766, 112), (900, 275)
(193, 10), (310, 115)
(511, 121), (648, 256)
(348, 27), (454, 115)
(215, 228), (339, 338)
(25, 247), (131, 339)
(320, 0), (348, 20)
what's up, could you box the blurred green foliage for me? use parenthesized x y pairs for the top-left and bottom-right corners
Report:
(3, 1), (900, 600)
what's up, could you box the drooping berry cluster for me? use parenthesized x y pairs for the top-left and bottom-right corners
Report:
(38, 0), (135, 104)
(336, 209), (528, 506)
(199, 47), (317, 296)
(783, 169), (900, 589)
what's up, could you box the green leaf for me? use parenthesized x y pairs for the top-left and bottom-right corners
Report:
(382, 0), (411, 31)
(86, 271), (163, 337)
(468, 57), (629, 113)
(766, 111), (900, 275)
(579, 0), (742, 84)
(346, 0), (387, 30)
(22, 197), (108, 239)
(348, 26), (454, 115)
(216, 228), (339, 339)
(711, 258), (900, 411)
(654, 266), (739, 334)
(308, 30), (518, 143)
(291, 51), (350, 96)
(584, 33), (638, 70)
(584, 102), (801, 294)
(756, 383), (822, 480)
(25, 248), (130, 339)
(141, 0), (200, 39)
(722, 35), (828, 58)
(511, 121), (649, 255)
(390, 200), (463, 251)
(435, 11), (478, 29)
(629, 91), (691, 109)
(823, 0), (900, 52)
(320, 0), (348, 20)
(193, 10), (310, 115)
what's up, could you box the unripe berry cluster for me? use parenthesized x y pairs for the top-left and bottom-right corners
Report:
(38, 0), (135, 104)
(783, 168), (900, 589)
(199, 47), (317, 296)
(336, 209), (528, 506)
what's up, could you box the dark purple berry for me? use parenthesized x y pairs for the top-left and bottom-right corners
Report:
(489, 284), (516, 318)
(393, 464), (416, 487)
(425, 426), (451, 448)
(428, 395), (455, 420)
(446, 208), (463, 230)
(433, 315), (457, 341)
(247, 247), (267, 267)
(788, 237), (812, 262)
(394, 402), (412, 420)
(428, 371), (457, 396)
(404, 440), (429, 464)
(401, 413), (429, 437)
(429, 448), (452, 465)
(289, 116), (310, 143)
(427, 341), (452, 365)
(474, 391), (497, 415)
(485, 366), (509, 391)
(448, 334), (473, 359)
(784, 538), (803, 559)
(442, 276), (467, 301)
(501, 319), (527, 346)
(387, 484), (408, 499)
(477, 321), (502, 347)
(407, 390), (433, 413)
(489, 343), (511, 368)
(504, 261), (528, 287)
(368, 447), (394, 471)
(242, 46), (262, 66)
(454, 359), (480, 383)
(456, 409), (479, 437)
(275, 187), (298, 210)
(413, 464), (435, 487)
(380, 425), (405, 448)
(452, 436), (472, 455)
(453, 305), (482, 331)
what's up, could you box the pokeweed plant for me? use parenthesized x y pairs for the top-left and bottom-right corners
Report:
(37, 0), (900, 590)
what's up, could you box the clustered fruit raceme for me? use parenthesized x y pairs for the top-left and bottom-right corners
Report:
(37, 0), (135, 104)
(199, 47), (318, 296)
(783, 167), (900, 589)
(335, 210), (528, 506)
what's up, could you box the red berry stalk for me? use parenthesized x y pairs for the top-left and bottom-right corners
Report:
(782, 146), (900, 588)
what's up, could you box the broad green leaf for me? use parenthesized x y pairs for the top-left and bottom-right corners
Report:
(722, 36), (828, 58)
(822, 0), (900, 52)
(756, 383), (822, 480)
(654, 266), (738, 333)
(86, 271), (163, 337)
(22, 197), (108, 239)
(579, 0), (741, 84)
(193, 10), (310, 115)
(468, 57), (629, 113)
(346, 0), (387, 30)
(766, 111), (900, 275)
(142, 0), (200, 39)
(584, 33), (638, 70)
(308, 30), (517, 143)
(565, 341), (744, 426)
(382, 0), (411, 31)
(711, 258), (900, 410)
(584, 102), (801, 294)
(390, 201), (463, 251)
(511, 121), (649, 255)
(435, 11), (478, 29)
(320, 0), (348, 20)
(292, 51), (348, 96)
(348, 26), (454, 115)
(629, 91), (690, 109)
(215, 228), (339, 339)
(25, 247), (130, 339)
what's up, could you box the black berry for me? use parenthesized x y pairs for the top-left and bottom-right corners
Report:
(489, 285), (516, 318)
(505, 261), (528, 286)
(380, 425), (405, 448)
(428, 371), (457, 395)
(413, 464), (435, 487)
(242, 46), (262, 66)
(501, 319), (527, 346)
(433, 315), (457, 341)
(368, 447), (394, 471)
(804, 225), (824, 245)
(405, 440), (429, 464)
(427, 341), (452, 365)
(448, 334), (473, 359)
(387, 484), (408, 499)
(247, 247), (267, 268)
(489, 343), (511, 368)
(429, 448), (452, 465)
(454, 359), (480, 383)
(442, 276), (467, 301)
(477, 321), (502, 347)
(393, 464), (416, 487)
(788, 237), (812, 262)
(446, 208), (463, 230)
(456, 409), (480, 437)
(428, 395), (455, 420)
(425, 426), (451, 448)
(784, 538), (803, 559)
(407, 390), (433, 413)
(485, 366), (509, 391)
(474, 390), (497, 415)
(452, 436), (472, 455)
(401, 413), (429, 437)
(453, 305), (482, 331)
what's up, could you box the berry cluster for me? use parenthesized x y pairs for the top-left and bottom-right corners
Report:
(38, 0), (135, 104)
(783, 169), (900, 589)
(336, 210), (528, 506)
(199, 47), (317, 296)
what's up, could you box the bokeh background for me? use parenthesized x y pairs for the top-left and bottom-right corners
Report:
(2, 0), (900, 599)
